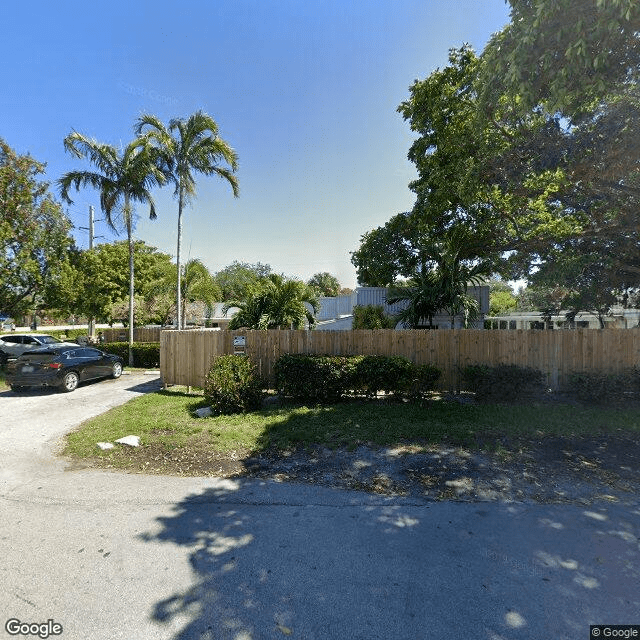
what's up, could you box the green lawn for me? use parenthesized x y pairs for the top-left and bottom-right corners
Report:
(62, 387), (640, 473)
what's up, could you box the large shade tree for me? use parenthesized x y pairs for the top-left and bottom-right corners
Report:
(135, 111), (239, 330)
(213, 261), (272, 301)
(476, 0), (640, 311)
(357, 1), (640, 322)
(59, 132), (165, 364)
(70, 240), (174, 326)
(0, 139), (76, 320)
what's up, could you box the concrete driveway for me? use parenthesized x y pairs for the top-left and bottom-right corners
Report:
(0, 373), (639, 639)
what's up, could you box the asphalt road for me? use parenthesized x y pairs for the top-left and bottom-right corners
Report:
(0, 374), (639, 639)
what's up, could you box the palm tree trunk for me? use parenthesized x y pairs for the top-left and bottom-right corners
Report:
(176, 188), (183, 330)
(126, 197), (135, 367)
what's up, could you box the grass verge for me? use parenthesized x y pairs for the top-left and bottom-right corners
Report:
(62, 387), (640, 475)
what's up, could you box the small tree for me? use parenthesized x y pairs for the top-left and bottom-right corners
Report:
(352, 305), (396, 330)
(386, 270), (444, 329)
(179, 259), (221, 328)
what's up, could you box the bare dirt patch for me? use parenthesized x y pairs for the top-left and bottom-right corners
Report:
(236, 434), (640, 505)
(79, 432), (640, 505)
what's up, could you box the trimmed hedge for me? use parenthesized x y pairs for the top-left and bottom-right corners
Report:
(353, 355), (415, 397)
(274, 354), (441, 403)
(204, 355), (264, 414)
(565, 369), (640, 405)
(461, 363), (546, 403)
(274, 354), (358, 402)
(100, 342), (160, 368)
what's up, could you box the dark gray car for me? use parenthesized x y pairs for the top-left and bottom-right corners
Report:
(6, 346), (124, 392)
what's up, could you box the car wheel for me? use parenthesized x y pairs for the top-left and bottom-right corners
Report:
(111, 362), (123, 379)
(61, 371), (79, 393)
(10, 385), (25, 393)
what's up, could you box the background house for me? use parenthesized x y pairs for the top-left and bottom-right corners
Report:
(486, 307), (640, 330)
(201, 303), (240, 329)
(315, 285), (490, 330)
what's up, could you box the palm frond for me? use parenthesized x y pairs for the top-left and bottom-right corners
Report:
(63, 132), (118, 178)
(134, 113), (167, 137)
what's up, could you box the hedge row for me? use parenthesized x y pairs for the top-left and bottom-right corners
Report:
(202, 354), (441, 414)
(565, 369), (640, 405)
(100, 342), (160, 368)
(274, 354), (441, 402)
(28, 328), (89, 342)
(462, 363), (640, 405)
(460, 364), (546, 403)
(204, 355), (264, 414)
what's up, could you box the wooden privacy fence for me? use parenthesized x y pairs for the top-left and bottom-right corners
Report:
(160, 328), (640, 391)
(101, 327), (163, 343)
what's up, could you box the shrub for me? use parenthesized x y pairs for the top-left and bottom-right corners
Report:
(274, 354), (358, 402)
(100, 342), (160, 368)
(409, 363), (442, 399)
(565, 369), (640, 405)
(352, 305), (396, 330)
(204, 355), (264, 414)
(461, 363), (546, 403)
(274, 353), (440, 402)
(354, 355), (416, 397)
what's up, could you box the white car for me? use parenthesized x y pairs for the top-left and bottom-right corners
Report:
(0, 334), (78, 363)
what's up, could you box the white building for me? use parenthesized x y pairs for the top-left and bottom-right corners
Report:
(315, 286), (490, 330)
(486, 308), (640, 330)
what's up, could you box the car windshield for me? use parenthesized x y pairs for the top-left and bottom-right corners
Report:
(38, 336), (62, 344)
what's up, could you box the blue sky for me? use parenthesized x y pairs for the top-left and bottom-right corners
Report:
(2, 0), (510, 289)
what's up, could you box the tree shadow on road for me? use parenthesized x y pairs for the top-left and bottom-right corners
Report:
(138, 480), (640, 640)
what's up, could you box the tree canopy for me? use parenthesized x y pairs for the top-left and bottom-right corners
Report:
(353, 1), (640, 321)
(213, 261), (273, 300)
(477, 0), (640, 314)
(0, 139), (75, 318)
(68, 241), (174, 325)
(307, 272), (342, 297)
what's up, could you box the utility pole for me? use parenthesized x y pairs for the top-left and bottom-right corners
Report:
(89, 205), (95, 250)
(88, 206), (95, 338)
(81, 206), (97, 338)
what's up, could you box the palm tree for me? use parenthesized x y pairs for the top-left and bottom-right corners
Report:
(58, 132), (165, 365)
(388, 228), (492, 329)
(178, 259), (221, 327)
(430, 229), (491, 328)
(135, 112), (239, 330)
(225, 274), (319, 330)
(386, 269), (444, 329)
